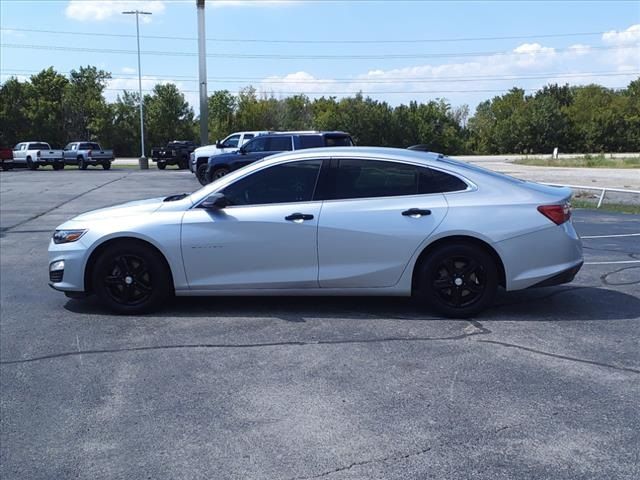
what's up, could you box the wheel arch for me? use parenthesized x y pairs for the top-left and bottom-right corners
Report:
(84, 236), (175, 293)
(411, 235), (506, 293)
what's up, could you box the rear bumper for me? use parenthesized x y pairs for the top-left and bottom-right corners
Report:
(36, 158), (64, 165)
(496, 221), (583, 291)
(527, 261), (583, 288)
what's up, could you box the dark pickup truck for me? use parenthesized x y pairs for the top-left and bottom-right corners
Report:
(202, 131), (353, 185)
(151, 141), (197, 170)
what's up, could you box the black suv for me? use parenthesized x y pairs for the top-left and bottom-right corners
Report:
(201, 131), (353, 185)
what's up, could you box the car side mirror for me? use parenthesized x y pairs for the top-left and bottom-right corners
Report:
(216, 140), (223, 148)
(238, 146), (246, 155)
(200, 193), (230, 209)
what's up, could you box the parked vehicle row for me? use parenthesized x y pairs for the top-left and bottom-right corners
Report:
(1, 141), (115, 171)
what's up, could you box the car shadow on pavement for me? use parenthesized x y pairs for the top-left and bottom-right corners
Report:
(63, 285), (640, 322)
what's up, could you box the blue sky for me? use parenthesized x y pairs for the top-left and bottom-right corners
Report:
(1, 0), (639, 114)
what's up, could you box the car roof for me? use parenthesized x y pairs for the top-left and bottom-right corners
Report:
(262, 146), (443, 165)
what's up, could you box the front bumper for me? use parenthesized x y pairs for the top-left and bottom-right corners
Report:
(48, 240), (88, 292)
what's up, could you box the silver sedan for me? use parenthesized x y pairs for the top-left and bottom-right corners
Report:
(48, 147), (583, 317)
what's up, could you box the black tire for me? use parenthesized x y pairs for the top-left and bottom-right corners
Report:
(196, 163), (209, 185)
(91, 241), (172, 315)
(178, 159), (188, 170)
(157, 162), (167, 170)
(53, 163), (64, 171)
(78, 157), (87, 170)
(416, 243), (498, 318)
(210, 166), (230, 182)
(102, 162), (111, 170)
(26, 157), (38, 170)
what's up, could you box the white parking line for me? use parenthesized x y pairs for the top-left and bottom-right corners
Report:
(582, 233), (640, 239)
(585, 260), (640, 265)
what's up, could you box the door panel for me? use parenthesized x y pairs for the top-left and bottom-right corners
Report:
(181, 203), (322, 289)
(318, 195), (448, 288)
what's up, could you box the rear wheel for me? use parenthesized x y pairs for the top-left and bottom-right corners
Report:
(91, 242), (172, 314)
(102, 162), (111, 170)
(209, 166), (230, 183)
(78, 157), (87, 170)
(26, 157), (38, 170)
(178, 158), (188, 170)
(157, 162), (167, 170)
(416, 243), (498, 318)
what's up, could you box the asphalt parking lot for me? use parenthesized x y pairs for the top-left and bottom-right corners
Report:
(1, 167), (639, 480)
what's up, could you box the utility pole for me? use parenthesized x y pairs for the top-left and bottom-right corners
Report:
(197, 0), (209, 146)
(122, 9), (152, 168)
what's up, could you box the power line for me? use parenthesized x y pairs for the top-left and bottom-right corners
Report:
(2, 42), (637, 60)
(0, 26), (611, 44)
(2, 69), (638, 84)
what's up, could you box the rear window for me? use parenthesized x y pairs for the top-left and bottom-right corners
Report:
(29, 143), (50, 150)
(79, 143), (100, 150)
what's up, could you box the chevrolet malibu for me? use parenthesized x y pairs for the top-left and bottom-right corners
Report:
(48, 147), (583, 317)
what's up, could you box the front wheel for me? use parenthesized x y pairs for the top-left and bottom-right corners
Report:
(196, 164), (209, 185)
(157, 162), (166, 170)
(416, 243), (498, 318)
(91, 242), (172, 314)
(208, 166), (230, 183)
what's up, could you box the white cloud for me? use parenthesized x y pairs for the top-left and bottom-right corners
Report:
(65, 1), (166, 22)
(121, 67), (137, 74)
(255, 35), (639, 109)
(602, 24), (640, 45)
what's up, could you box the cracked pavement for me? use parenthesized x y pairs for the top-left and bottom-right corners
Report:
(1, 168), (639, 479)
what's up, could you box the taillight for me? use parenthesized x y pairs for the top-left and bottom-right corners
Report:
(36, 150), (41, 157)
(538, 202), (571, 225)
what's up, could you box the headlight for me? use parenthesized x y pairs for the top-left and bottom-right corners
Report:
(53, 229), (87, 244)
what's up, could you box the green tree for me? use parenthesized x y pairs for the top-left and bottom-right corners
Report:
(64, 66), (112, 142)
(208, 90), (236, 142)
(144, 83), (196, 151)
(0, 77), (32, 147)
(27, 67), (69, 147)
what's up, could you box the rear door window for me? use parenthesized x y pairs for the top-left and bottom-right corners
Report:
(324, 136), (353, 147)
(267, 136), (293, 151)
(333, 159), (418, 199)
(299, 135), (324, 149)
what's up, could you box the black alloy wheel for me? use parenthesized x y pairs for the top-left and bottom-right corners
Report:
(92, 242), (171, 314)
(157, 162), (167, 170)
(102, 162), (111, 170)
(418, 243), (498, 318)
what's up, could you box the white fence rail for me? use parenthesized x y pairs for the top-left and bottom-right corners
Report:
(543, 183), (640, 208)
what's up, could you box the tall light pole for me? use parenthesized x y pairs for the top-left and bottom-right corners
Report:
(197, 0), (208, 146)
(122, 10), (152, 168)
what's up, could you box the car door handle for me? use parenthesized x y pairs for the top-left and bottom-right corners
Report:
(285, 213), (314, 222)
(402, 208), (432, 217)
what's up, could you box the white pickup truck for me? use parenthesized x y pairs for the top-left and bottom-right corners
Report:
(13, 142), (65, 170)
(190, 131), (269, 183)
